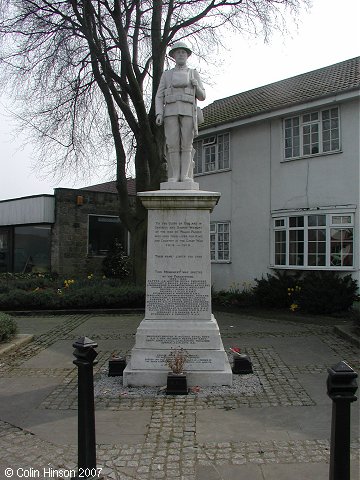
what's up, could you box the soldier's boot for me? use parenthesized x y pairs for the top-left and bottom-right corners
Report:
(167, 150), (180, 182)
(180, 149), (194, 182)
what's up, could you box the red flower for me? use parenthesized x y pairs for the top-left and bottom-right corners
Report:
(230, 347), (241, 354)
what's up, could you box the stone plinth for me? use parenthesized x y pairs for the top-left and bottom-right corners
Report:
(123, 190), (232, 387)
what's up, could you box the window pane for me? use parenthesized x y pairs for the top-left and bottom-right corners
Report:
(330, 228), (353, 266)
(289, 229), (304, 265)
(289, 216), (304, 228)
(204, 145), (216, 172)
(323, 120), (330, 131)
(308, 215), (326, 227)
(275, 219), (285, 228)
(293, 146), (300, 157)
(0, 229), (11, 273)
(193, 141), (202, 174)
(14, 225), (51, 273)
(275, 230), (286, 265)
(323, 141), (331, 152)
(88, 216), (126, 256)
(285, 148), (292, 158)
(332, 216), (352, 225)
(331, 139), (339, 150)
(311, 145), (319, 154)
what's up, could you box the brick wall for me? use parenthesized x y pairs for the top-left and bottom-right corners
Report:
(51, 188), (124, 276)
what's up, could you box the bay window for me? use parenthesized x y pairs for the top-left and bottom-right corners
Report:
(273, 212), (354, 269)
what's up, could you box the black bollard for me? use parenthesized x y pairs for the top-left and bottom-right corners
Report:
(73, 336), (99, 479)
(327, 360), (358, 480)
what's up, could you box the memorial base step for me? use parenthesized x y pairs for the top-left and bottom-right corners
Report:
(123, 364), (233, 387)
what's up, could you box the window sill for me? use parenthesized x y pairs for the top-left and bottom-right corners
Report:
(194, 168), (231, 177)
(211, 260), (232, 264)
(281, 150), (343, 163)
(270, 265), (355, 272)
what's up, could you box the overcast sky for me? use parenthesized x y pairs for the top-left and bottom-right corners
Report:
(0, 0), (359, 201)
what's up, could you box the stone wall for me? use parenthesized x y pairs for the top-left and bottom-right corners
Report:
(51, 188), (124, 276)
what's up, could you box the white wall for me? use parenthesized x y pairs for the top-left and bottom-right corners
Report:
(197, 121), (272, 289)
(196, 96), (360, 289)
(271, 99), (359, 210)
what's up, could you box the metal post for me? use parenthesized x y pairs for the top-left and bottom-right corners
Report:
(73, 336), (99, 479)
(327, 360), (358, 480)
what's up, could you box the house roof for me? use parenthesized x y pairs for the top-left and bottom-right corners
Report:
(201, 57), (360, 130)
(80, 178), (136, 195)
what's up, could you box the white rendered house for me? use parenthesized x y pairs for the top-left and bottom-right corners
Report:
(195, 57), (360, 290)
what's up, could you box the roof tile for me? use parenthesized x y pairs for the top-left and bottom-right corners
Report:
(201, 57), (360, 130)
(80, 178), (136, 195)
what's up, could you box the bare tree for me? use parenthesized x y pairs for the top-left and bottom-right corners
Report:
(0, 0), (309, 283)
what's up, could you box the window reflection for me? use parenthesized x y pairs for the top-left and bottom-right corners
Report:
(14, 225), (51, 273)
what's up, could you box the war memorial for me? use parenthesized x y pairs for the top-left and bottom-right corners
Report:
(123, 42), (232, 387)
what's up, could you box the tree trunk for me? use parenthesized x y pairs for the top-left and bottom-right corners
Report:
(130, 214), (147, 286)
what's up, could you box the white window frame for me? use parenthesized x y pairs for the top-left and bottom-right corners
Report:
(210, 221), (231, 263)
(194, 132), (230, 175)
(283, 106), (341, 160)
(272, 210), (355, 270)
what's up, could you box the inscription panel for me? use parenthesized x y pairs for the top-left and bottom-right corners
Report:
(131, 351), (225, 371)
(145, 335), (211, 345)
(146, 210), (211, 319)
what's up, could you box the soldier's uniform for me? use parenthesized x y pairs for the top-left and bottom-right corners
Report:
(155, 45), (206, 182)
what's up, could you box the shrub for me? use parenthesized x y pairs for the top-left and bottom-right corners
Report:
(253, 271), (302, 309)
(102, 240), (131, 279)
(0, 273), (58, 293)
(0, 275), (145, 310)
(0, 312), (18, 342)
(212, 282), (255, 308)
(253, 270), (358, 314)
(298, 272), (358, 314)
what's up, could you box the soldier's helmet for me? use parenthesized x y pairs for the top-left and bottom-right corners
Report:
(169, 41), (192, 58)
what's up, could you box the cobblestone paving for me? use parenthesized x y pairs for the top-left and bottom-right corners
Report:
(0, 314), (359, 480)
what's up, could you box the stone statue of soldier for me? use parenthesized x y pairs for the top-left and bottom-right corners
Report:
(155, 42), (206, 183)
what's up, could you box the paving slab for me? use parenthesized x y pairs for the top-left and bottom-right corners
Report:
(223, 335), (339, 365)
(196, 461), (360, 480)
(70, 314), (142, 335)
(21, 339), (133, 369)
(14, 316), (68, 335)
(0, 376), (63, 425)
(215, 312), (311, 333)
(0, 312), (359, 480)
(197, 402), (358, 443)
(28, 409), (151, 446)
